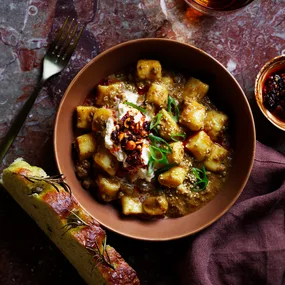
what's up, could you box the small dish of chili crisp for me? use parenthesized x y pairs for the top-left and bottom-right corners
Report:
(255, 55), (285, 131)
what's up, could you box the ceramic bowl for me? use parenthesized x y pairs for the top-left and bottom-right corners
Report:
(54, 38), (256, 241)
(255, 55), (285, 131)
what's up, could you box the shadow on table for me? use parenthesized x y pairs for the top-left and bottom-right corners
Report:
(107, 229), (191, 285)
(248, 93), (285, 156)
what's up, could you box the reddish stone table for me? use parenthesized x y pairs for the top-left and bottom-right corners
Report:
(0, 0), (284, 284)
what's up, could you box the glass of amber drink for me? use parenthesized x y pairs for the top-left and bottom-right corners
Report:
(185, 0), (255, 15)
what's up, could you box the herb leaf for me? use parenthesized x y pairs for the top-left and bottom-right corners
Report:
(167, 96), (180, 122)
(148, 157), (155, 174)
(192, 166), (208, 192)
(21, 174), (71, 196)
(170, 133), (186, 141)
(61, 210), (89, 236)
(155, 163), (178, 176)
(150, 113), (162, 130)
(124, 101), (147, 113)
(87, 235), (115, 271)
(149, 134), (172, 154)
(149, 145), (169, 164)
(147, 134), (173, 174)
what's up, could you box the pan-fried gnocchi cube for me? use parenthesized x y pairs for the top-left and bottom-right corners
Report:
(143, 196), (168, 216)
(93, 147), (119, 176)
(167, 142), (184, 164)
(76, 133), (97, 161)
(204, 143), (228, 172)
(95, 83), (124, 106)
(137, 59), (162, 80)
(185, 131), (213, 161)
(121, 196), (144, 215)
(161, 76), (174, 89)
(158, 166), (188, 188)
(96, 174), (121, 202)
(183, 77), (209, 102)
(146, 83), (168, 107)
(159, 109), (184, 140)
(204, 110), (228, 141)
(92, 108), (113, 132)
(179, 99), (206, 131)
(76, 106), (97, 129)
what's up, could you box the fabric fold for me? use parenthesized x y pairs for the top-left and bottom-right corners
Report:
(182, 141), (285, 285)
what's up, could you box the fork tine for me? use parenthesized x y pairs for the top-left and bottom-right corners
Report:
(62, 24), (85, 61)
(57, 22), (79, 59)
(52, 18), (75, 56)
(47, 17), (69, 54)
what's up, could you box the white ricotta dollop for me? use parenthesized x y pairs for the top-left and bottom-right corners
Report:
(104, 94), (154, 182)
(122, 89), (140, 104)
(117, 103), (131, 119)
(117, 103), (143, 123)
(104, 117), (115, 149)
(141, 139), (150, 165)
(133, 168), (154, 182)
(130, 140), (154, 182)
(104, 117), (126, 162)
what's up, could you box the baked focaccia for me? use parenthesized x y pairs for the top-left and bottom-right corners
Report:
(0, 158), (140, 285)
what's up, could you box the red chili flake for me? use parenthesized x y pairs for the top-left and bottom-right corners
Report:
(143, 121), (150, 131)
(110, 146), (120, 153)
(126, 150), (144, 168)
(137, 85), (150, 95)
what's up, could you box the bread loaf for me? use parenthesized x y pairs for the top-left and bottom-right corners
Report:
(1, 158), (140, 285)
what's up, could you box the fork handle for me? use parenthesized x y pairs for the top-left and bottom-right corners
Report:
(0, 79), (45, 163)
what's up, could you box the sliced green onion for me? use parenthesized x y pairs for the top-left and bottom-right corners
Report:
(191, 166), (208, 192)
(149, 145), (168, 164)
(150, 113), (162, 130)
(149, 134), (172, 154)
(124, 102), (147, 113)
(155, 163), (177, 176)
(167, 96), (180, 122)
(148, 157), (155, 174)
(170, 133), (186, 142)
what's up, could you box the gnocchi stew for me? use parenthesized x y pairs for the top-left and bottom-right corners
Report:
(73, 60), (232, 218)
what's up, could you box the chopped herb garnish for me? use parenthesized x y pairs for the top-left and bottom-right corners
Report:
(150, 145), (169, 164)
(147, 133), (173, 174)
(149, 133), (172, 154)
(155, 163), (177, 176)
(170, 133), (186, 141)
(124, 101), (147, 113)
(150, 113), (162, 131)
(192, 166), (208, 192)
(148, 157), (155, 174)
(167, 96), (180, 122)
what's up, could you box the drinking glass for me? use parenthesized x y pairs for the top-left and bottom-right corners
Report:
(184, 0), (256, 15)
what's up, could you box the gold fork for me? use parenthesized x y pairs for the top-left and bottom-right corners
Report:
(0, 18), (85, 163)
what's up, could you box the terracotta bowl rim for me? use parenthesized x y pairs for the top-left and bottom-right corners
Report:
(254, 54), (285, 131)
(54, 38), (256, 241)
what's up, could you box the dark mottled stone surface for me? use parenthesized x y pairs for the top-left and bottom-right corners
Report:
(0, 0), (284, 284)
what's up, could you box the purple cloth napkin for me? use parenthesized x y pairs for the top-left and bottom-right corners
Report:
(183, 141), (285, 285)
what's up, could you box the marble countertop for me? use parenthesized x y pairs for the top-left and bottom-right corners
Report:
(0, 0), (284, 284)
